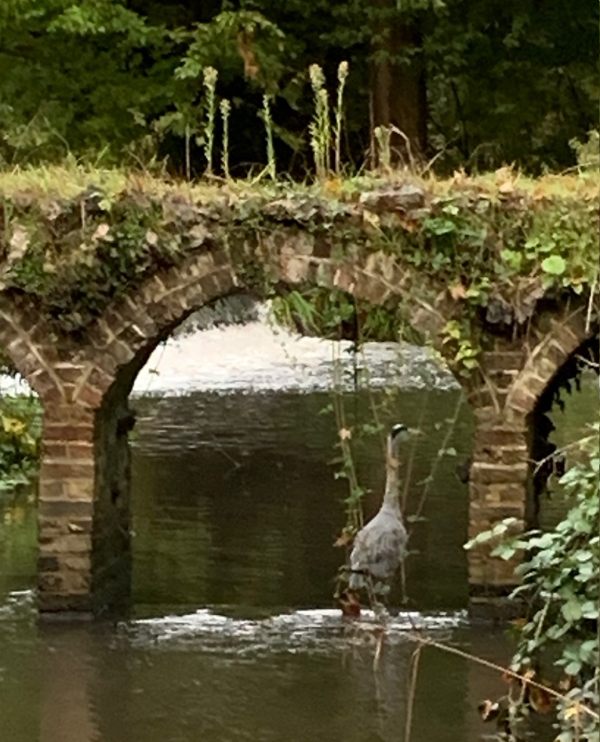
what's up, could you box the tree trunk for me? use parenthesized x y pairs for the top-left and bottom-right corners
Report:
(371, 7), (427, 165)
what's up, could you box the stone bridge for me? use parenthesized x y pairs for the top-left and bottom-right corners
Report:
(0, 180), (597, 616)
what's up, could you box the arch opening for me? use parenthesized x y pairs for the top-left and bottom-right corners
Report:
(528, 335), (599, 529)
(92, 290), (475, 618)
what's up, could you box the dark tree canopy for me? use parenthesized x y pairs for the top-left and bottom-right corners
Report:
(0, 0), (597, 174)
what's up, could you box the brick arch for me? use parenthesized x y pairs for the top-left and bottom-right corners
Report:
(466, 306), (598, 613)
(72, 241), (441, 408)
(505, 307), (597, 422)
(0, 300), (64, 400)
(14, 231), (595, 616)
(70, 247), (238, 407)
(39, 241), (445, 615)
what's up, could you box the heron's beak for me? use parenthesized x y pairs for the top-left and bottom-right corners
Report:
(408, 427), (425, 437)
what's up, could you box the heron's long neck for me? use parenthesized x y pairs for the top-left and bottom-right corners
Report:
(383, 448), (402, 510)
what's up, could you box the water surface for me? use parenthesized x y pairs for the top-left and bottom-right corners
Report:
(0, 318), (596, 742)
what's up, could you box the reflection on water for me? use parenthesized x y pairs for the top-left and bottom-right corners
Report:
(0, 319), (597, 741)
(0, 588), (514, 742)
(131, 389), (472, 613)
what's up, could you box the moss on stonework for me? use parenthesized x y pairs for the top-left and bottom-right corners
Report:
(0, 166), (598, 363)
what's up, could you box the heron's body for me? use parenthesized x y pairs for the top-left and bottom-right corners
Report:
(349, 502), (407, 588)
(347, 424), (409, 594)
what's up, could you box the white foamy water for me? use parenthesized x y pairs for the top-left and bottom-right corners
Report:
(0, 376), (30, 396)
(126, 606), (466, 655)
(0, 304), (457, 397)
(132, 315), (456, 396)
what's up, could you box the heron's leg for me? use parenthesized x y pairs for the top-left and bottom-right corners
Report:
(365, 574), (380, 612)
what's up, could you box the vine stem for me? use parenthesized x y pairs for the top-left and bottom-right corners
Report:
(407, 391), (465, 537)
(408, 633), (600, 721)
(403, 645), (422, 742)
(532, 433), (596, 475)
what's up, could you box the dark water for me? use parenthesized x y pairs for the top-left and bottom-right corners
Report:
(0, 374), (596, 742)
(131, 389), (472, 613)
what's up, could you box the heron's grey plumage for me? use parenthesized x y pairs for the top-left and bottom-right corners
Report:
(348, 424), (409, 592)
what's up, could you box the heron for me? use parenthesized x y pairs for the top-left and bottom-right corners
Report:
(346, 423), (411, 605)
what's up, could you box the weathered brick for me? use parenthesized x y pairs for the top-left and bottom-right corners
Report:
(63, 479), (95, 501)
(68, 519), (93, 533)
(280, 256), (310, 284)
(65, 442), (94, 459)
(474, 445), (529, 466)
(38, 534), (92, 554)
(39, 500), (93, 518)
(63, 555), (92, 572)
(41, 461), (95, 480)
(487, 369), (519, 389)
(482, 350), (525, 372)
(353, 273), (390, 305)
(87, 366), (114, 392)
(38, 593), (92, 613)
(38, 481), (67, 501)
(44, 403), (94, 424)
(469, 386), (508, 409)
(87, 319), (116, 350)
(469, 482), (528, 504)
(474, 428), (527, 447)
(76, 384), (104, 409)
(106, 339), (135, 366)
(519, 372), (548, 398)
(42, 442), (68, 458)
(54, 363), (87, 384)
(44, 424), (94, 443)
(473, 406), (504, 425)
(470, 461), (529, 484)
(38, 556), (60, 572)
(506, 386), (537, 415)
(332, 264), (357, 293)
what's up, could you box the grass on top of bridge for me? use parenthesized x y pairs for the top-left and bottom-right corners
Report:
(0, 162), (598, 363)
(0, 160), (598, 203)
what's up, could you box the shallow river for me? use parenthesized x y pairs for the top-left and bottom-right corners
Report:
(0, 314), (596, 742)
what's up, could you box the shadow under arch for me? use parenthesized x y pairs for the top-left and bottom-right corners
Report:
(527, 334), (599, 528)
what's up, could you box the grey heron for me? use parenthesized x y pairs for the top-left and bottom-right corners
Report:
(347, 423), (410, 601)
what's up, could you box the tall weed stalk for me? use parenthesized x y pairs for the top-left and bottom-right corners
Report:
(220, 99), (231, 180)
(334, 61), (349, 175)
(309, 64), (331, 180)
(374, 125), (392, 173)
(202, 66), (218, 175)
(262, 94), (276, 180)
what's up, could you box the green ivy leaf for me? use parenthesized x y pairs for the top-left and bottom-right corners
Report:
(561, 599), (583, 623)
(541, 255), (567, 275)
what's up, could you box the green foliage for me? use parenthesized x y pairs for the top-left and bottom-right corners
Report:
(0, 395), (41, 489)
(0, 170), (597, 356)
(466, 426), (600, 741)
(441, 320), (480, 376)
(272, 287), (408, 343)
(0, 0), (597, 173)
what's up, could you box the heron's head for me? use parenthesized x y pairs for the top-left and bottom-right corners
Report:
(390, 423), (410, 442)
(387, 423), (410, 458)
